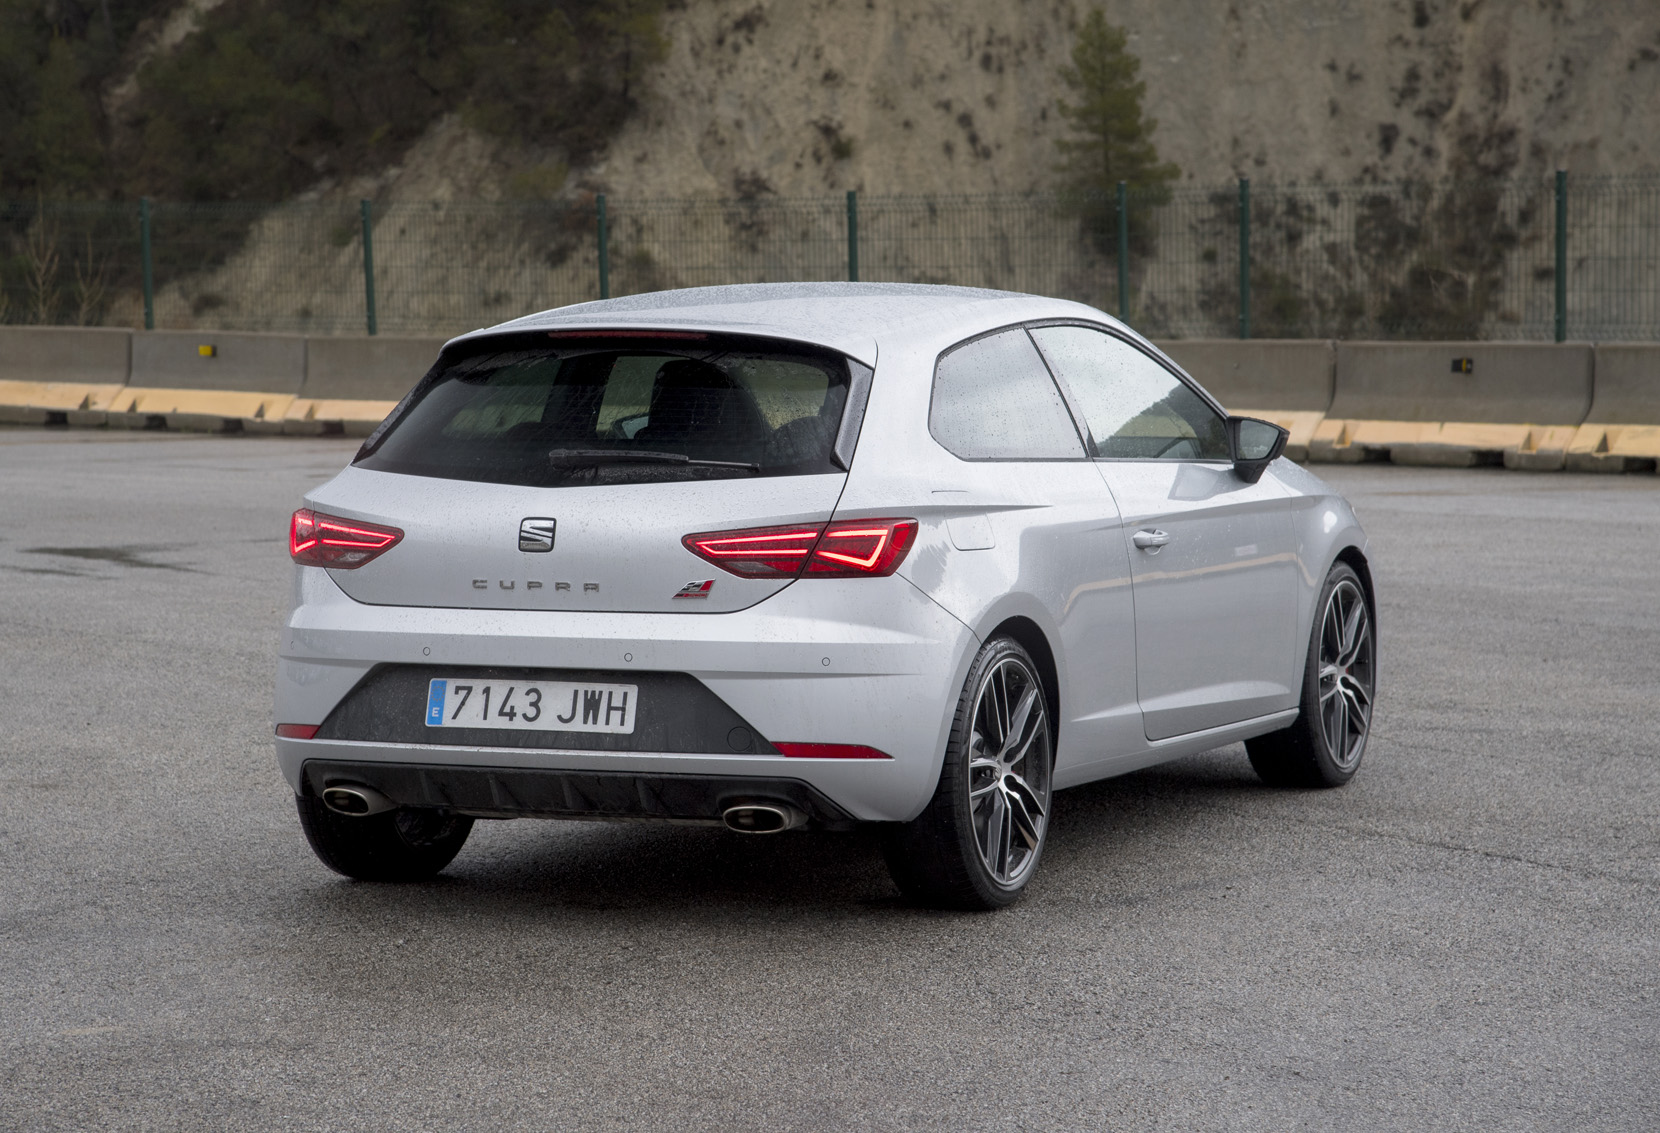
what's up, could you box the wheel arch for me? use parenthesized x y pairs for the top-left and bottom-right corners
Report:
(1326, 543), (1378, 684)
(985, 615), (1062, 748)
(1332, 544), (1376, 626)
(1287, 541), (1375, 694)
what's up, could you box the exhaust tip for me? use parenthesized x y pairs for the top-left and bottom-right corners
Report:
(321, 783), (395, 817)
(721, 802), (805, 834)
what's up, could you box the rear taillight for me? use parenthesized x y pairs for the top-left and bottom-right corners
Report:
(683, 517), (917, 579)
(805, 520), (918, 576)
(681, 524), (824, 578)
(289, 508), (403, 569)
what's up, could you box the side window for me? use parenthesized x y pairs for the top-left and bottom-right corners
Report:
(929, 328), (1085, 460)
(1028, 325), (1229, 460)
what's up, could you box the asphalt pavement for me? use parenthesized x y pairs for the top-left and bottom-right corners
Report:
(1, 428), (1655, 1131)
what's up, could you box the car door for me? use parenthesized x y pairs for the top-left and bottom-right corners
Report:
(912, 326), (1142, 775)
(1029, 324), (1299, 741)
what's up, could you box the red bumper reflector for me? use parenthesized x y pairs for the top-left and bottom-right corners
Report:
(275, 724), (320, 740)
(773, 742), (892, 760)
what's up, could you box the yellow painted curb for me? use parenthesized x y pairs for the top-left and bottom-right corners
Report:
(0, 380), (127, 424)
(105, 387), (296, 432)
(1308, 419), (1580, 469)
(1309, 418), (1436, 463)
(1565, 423), (1660, 472)
(279, 398), (399, 437)
(1495, 425), (1581, 471)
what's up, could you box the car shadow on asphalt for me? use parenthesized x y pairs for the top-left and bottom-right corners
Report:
(281, 744), (1279, 919)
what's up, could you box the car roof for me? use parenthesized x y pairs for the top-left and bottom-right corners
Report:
(450, 282), (1131, 366)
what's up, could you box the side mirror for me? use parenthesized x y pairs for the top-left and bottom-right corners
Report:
(1229, 416), (1288, 483)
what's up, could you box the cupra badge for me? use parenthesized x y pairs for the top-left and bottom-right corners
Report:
(519, 518), (556, 552)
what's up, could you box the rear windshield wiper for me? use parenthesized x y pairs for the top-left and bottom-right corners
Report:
(547, 447), (760, 473)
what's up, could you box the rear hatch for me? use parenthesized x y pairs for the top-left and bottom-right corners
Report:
(312, 330), (866, 614)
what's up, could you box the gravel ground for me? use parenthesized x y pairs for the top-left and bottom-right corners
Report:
(1, 429), (1655, 1131)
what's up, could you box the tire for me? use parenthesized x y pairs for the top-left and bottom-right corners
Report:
(1247, 561), (1376, 788)
(883, 636), (1055, 910)
(295, 795), (474, 881)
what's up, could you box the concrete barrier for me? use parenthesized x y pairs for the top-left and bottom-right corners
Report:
(1566, 344), (1660, 473)
(0, 326), (131, 424)
(3, 327), (1655, 478)
(102, 331), (308, 431)
(274, 335), (445, 435)
(302, 336), (444, 400)
(1155, 339), (1334, 461)
(1311, 342), (1594, 469)
(129, 330), (307, 392)
(0, 325), (131, 384)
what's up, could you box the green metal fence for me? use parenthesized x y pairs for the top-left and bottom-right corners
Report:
(4, 176), (1657, 340)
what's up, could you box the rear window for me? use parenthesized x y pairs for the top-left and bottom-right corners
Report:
(356, 334), (855, 486)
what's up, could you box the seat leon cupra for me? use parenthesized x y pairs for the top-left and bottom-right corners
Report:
(275, 283), (1375, 908)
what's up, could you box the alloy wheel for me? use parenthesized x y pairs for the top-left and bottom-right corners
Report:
(966, 656), (1053, 887)
(1318, 578), (1374, 769)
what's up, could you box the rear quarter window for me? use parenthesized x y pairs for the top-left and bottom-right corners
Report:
(929, 328), (1086, 460)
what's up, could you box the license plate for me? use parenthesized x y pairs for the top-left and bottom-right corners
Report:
(424, 678), (637, 734)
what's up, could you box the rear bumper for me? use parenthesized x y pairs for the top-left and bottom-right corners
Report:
(297, 759), (860, 828)
(275, 567), (978, 822)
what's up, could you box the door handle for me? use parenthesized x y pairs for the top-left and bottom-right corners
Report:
(1132, 529), (1171, 551)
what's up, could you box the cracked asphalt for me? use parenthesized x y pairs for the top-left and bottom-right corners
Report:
(1, 428), (1655, 1131)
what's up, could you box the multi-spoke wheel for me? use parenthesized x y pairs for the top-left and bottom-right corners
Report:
(883, 636), (1054, 908)
(966, 653), (1052, 886)
(1247, 561), (1376, 788)
(1316, 574), (1374, 770)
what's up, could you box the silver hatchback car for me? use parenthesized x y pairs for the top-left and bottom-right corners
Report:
(275, 283), (1375, 908)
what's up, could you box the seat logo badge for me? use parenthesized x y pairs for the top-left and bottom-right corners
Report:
(674, 579), (715, 599)
(519, 517), (556, 552)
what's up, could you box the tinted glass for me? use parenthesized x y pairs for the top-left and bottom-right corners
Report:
(357, 335), (850, 486)
(1029, 325), (1229, 460)
(929, 329), (1085, 460)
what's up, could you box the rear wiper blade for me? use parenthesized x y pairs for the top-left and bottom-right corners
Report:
(547, 447), (759, 472)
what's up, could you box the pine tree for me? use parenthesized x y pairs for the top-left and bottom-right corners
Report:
(1054, 11), (1178, 255)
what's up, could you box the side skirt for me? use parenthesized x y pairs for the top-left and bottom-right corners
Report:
(1052, 708), (1299, 790)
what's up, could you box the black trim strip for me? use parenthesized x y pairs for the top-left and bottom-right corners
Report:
(301, 760), (858, 827)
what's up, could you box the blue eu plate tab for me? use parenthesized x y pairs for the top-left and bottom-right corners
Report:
(426, 680), (446, 726)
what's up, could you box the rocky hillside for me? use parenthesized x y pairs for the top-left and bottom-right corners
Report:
(328, 0), (1660, 205)
(44, 0), (1660, 337)
(575, 0), (1660, 199)
(12, 0), (1660, 201)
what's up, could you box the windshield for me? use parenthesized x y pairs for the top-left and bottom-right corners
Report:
(356, 333), (854, 486)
